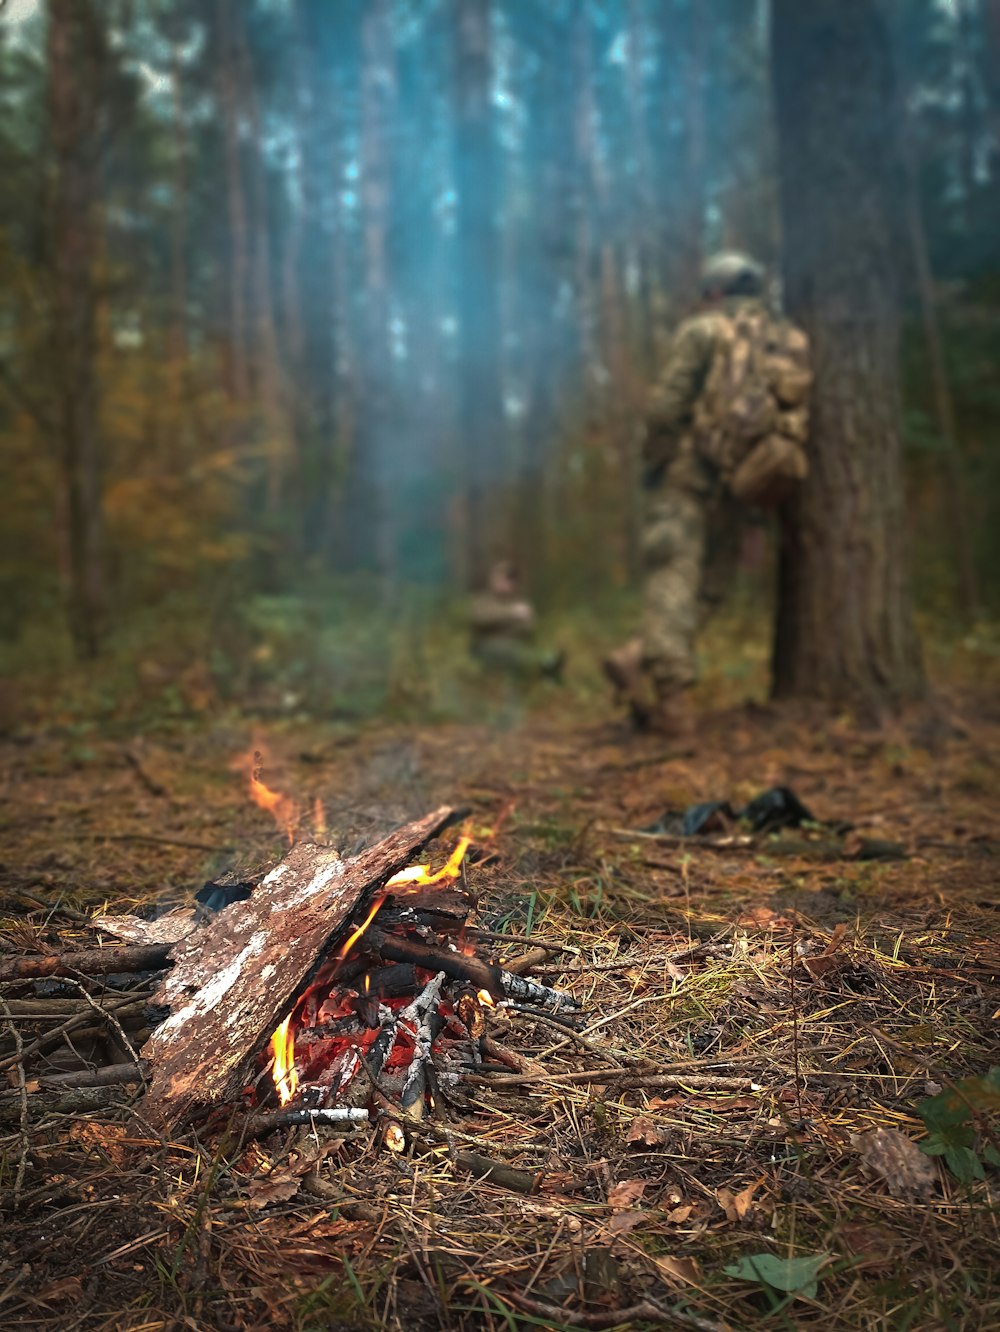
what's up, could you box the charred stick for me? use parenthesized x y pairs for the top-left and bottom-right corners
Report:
(366, 972), (445, 1085)
(496, 972), (579, 1013)
(370, 930), (579, 1012)
(0, 944), (172, 984)
(297, 1017), (364, 1045)
(0, 1087), (120, 1125)
(371, 929), (495, 988)
(366, 1004), (401, 1083)
(401, 1009), (445, 1119)
(250, 1107), (370, 1135)
(361, 962), (419, 999)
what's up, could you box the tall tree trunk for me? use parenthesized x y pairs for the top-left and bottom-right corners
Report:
(770, 0), (924, 712)
(288, 0), (350, 561)
(676, 1), (706, 314)
(454, 0), (504, 588)
(234, 8), (292, 514)
(215, 0), (250, 404)
(46, 0), (107, 658)
(572, 5), (600, 409)
(168, 45), (188, 364)
(625, 0), (656, 370)
(897, 55), (981, 621)
(355, 0), (397, 588)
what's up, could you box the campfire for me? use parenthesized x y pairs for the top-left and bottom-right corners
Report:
(255, 834), (577, 1132)
(0, 759), (583, 1155)
(67, 756), (582, 1137)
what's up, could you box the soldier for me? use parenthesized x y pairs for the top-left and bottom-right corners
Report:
(469, 560), (565, 681)
(603, 251), (811, 736)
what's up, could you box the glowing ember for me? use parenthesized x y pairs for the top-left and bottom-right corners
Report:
(243, 749), (299, 845)
(384, 1122), (406, 1154)
(477, 988), (495, 1008)
(266, 836), (478, 1108)
(269, 1014), (298, 1105)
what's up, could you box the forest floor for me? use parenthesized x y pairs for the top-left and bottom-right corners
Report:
(1, 662), (999, 1331)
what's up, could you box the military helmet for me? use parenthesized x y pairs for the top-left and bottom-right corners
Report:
(700, 251), (765, 297)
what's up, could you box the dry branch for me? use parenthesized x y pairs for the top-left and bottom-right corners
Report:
(0, 943), (172, 983)
(453, 1150), (542, 1194)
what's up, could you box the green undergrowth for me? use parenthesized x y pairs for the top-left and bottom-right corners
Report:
(4, 567), (1000, 740)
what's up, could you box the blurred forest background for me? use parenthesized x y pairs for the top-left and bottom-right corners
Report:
(0, 0), (998, 724)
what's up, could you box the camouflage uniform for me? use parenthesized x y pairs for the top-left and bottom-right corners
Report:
(469, 587), (564, 680)
(639, 298), (753, 694)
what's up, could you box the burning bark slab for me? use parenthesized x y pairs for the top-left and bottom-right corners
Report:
(140, 806), (455, 1129)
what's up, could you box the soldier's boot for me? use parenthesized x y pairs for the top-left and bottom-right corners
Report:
(602, 639), (655, 726)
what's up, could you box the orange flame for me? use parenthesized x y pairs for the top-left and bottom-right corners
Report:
(477, 988), (496, 1008)
(385, 837), (471, 891)
(269, 1014), (298, 1105)
(242, 749), (299, 845)
(337, 894), (386, 959)
(313, 796), (327, 841)
(266, 836), (471, 1105)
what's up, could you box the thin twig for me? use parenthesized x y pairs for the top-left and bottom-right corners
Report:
(63, 976), (150, 1084)
(0, 998), (30, 1202)
(0, 994), (145, 1074)
(503, 1004), (625, 1067)
(504, 1291), (722, 1331)
(789, 915), (803, 1123)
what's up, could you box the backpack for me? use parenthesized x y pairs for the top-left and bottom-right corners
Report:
(692, 307), (812, 506)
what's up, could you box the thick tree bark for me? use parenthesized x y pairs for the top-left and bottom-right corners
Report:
(770, 0), (925, 712)
(46, 0), (107, 659)
(454, 0), (505, 588)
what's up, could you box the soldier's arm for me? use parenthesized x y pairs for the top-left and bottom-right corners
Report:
(642, 318), (716, 474)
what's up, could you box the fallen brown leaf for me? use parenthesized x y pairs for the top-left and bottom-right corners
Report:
(851, 1128), (937, 1197)
(34, 1277), (85, 1306)
(717, 1176), (764, 1222)
(607, 1179), (647, 1210)
(839, 1221), (904, 1272)
(802, 952), (842, 980)
(246, 1173), (303, 1209)
(736, 906), (792, 929)
(653, 1254), (701, 1287)
(607, 1209), (645, 1235)
(626, 1115), (668, 1145)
